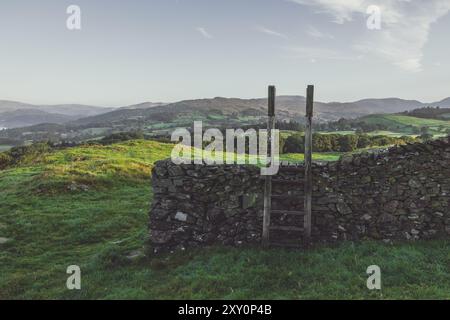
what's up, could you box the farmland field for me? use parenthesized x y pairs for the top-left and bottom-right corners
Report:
(360, 114), (450, 135)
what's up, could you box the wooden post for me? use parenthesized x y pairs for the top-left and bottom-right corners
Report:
(304, 85), (314, 240)
(263, 85), (276, 246)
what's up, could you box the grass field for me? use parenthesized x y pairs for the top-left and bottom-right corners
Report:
(367, 130), (417, 138)
(0, 140), (449, 299)
(319, 114), (450, 138)
(281, 152), (341, 162)
(318, 131), (355, 135)
(360, 114), (450, 136)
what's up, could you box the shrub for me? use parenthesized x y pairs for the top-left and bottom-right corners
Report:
(100, 131), (144, 145)
(6, 142), (52, 166)
(283, 133), (304, 153)
(0, 152), (13, 169)
(282, 132), (414, 154)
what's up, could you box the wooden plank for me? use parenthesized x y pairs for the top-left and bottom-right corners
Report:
(279, 166), (304, 172)
(271, 210), (305, 216)
(304, 85), (314, 240)
(263, 85), (276, 246)
(270, 226), (304, 232)
(271, 194), (299, 200)
(271, 179), (304, 185)
(259, 177), (304, 183)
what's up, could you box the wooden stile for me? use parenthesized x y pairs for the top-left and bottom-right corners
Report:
(262, 85), (314, 248)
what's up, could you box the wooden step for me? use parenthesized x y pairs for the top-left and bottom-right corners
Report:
(271, 210), (305, 216)
(271, 195), (302, 200)
(279, 166), (304, 172)
(269, 225), (304, 232)
(271, 179), (304, 185)
(269, 241), (303, 248)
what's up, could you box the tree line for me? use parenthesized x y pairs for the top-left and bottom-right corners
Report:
(282, 133), (416, 153)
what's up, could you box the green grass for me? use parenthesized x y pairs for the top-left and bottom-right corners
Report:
(366, 130), (417, 138)
(207, 114), (226, 120)
(318, 131), (355, 135)
(281, 152), (341, 162)
(318, 114), (450, 137)
(0, 139), (449, 299)
(361, 114), (450, 136)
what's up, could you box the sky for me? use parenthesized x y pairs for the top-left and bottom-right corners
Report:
(0, 0), (450, 106)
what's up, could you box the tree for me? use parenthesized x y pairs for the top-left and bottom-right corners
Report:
(100, 131), (144, 145)
(283, 133), (304, 153)
(0, 152), (12, 169)
(357, 134), (371, 149)
(420, 133), (433, 142)
(338, 135), (358, 152)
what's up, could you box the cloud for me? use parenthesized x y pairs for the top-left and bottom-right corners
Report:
(289, 0), (450, 72)
(289, 0), (367, 24)
(285, 46), (362, 61)
(255, 25), (288, 39)
(306, 26), (334, 39)
(196, 27), (213, 39)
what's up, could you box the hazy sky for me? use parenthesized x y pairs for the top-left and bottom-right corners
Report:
(1, 0), (450, 106)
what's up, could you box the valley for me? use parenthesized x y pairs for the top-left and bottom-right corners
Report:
(2, 96), (450, 148)
(1, 97), (450, 300)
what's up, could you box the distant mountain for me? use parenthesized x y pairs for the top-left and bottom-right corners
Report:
(432, 97), (450, 107)
(350, 98), (424, 113)
(68, 97), (272, 127)
(69, 96), (450, 128)
(120, 102), (167, 110)
(38, 104), (115, 117)
(0, 109), (76, 128)
(0, 100), (115, 128)
(1, 96), (449, 145)
(4, 96), (449, 130)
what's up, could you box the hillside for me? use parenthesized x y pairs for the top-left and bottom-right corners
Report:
(69, 96), (438, 128)
(352, 98), (424, 113)
(2, 95), (447, 144)
(0, 109), (77, 128)
(1, 96), (450, 149)
(432, 97), (450, 107)
(0, 100), (115, 129)
(0, 140), (449, 299)
(401, 107), (450, 120)
(359, 114), (450, 136)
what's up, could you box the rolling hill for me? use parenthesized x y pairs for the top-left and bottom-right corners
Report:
(351, 98), (424, 113)
(0, 109), (76, 128)
(401, 107), (450, 120)
(0, 100), (115, 129)
(359, 114), (450, 136)
(432, 97), (450, 107)
(1, 96), (450, 146)
(69, 96), (450, 128)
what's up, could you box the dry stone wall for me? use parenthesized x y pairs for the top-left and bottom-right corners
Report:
(149, 138), (450, 253)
